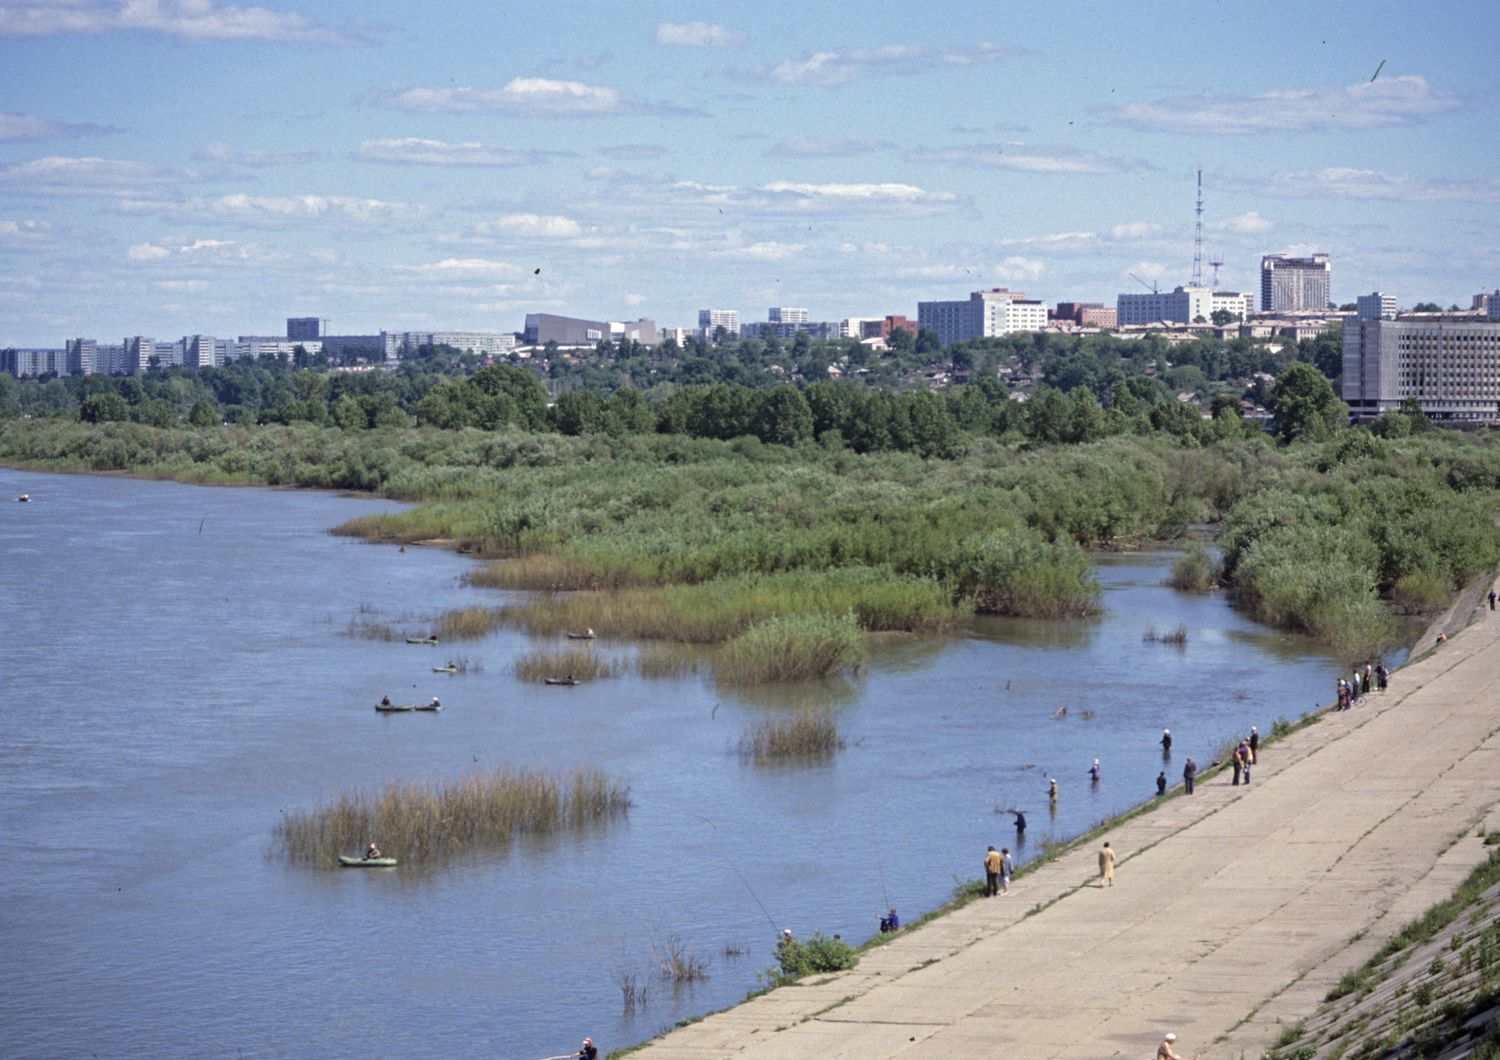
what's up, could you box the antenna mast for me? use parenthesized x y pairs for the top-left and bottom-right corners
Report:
(1191, 167), (1204, 287)
(1209, 250), (1224, 288)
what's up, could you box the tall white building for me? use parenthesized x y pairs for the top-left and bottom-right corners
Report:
(697, 308), (740, 337)
(182, 335), (217, 368)
(124, 336), (154, 374)
(1116, 286), (1254, 326)
(65, 338), (97, 374)
(768, 307), (809, 324)
(917, 288), (1047, 345)
(1356, 292), (1397, 320)
(1343, 315), (1500, 423)
(1261, 253), (1331, 312)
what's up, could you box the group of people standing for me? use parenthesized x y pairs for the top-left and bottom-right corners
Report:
(1337, 662), (1388, 709)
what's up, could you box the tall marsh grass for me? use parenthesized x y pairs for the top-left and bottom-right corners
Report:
(432, 606), (507, 640)
(738, 710), (845, 762)
(635, 644), (703, 679)
(716, 613), (864, 685)
(513, 646), (621, 682)
(272, 766), (630, 865)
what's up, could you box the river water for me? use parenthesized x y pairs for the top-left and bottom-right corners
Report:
(0, 468), (1363, 1058)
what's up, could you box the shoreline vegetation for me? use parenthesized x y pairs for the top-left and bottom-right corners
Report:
(5, 417), (1498, 662)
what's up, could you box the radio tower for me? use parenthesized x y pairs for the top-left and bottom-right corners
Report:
(1191, 167), (1205, 287)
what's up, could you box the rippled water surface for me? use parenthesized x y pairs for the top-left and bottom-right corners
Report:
(1, 469), (1366, 1058)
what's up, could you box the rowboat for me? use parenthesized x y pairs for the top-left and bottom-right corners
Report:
(432, 665), (458, 673)
(17, 494), (30, 502)
(566, 632), (595, 640)
(338, 855), (398, 867)
(406, 636), (439, 645)
(414, 702), (442, 712)
(544, 677), (580, 686)
(374, 702), (415, 712)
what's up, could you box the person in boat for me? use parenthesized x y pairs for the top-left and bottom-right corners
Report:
(380, 695), (391, 707)
(430, 696), (441, 708)
(364, 843), (382, 860)
(446, 660), (455, 669)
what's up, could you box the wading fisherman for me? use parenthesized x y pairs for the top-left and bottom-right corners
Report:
(1161, 728), (1172, 753)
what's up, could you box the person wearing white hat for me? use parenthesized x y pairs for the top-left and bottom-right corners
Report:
(578, 1037), (598, 1060)
(1156, 1031), (1198, 1060)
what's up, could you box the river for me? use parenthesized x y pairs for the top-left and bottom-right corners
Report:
(0, 468), (1362, 1058)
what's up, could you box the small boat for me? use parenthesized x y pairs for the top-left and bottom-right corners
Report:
(406, 636), (439, 645)
(544, 677), (580, 686)
(414, 702), (443, 712)
(432, 665), (458, 673)
(338, 855), (398, 868)
(374, 702), (415, 712)
(17, 494), (29, 502)
(566, 631), (595, 640)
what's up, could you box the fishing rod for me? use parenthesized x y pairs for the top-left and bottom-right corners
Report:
(730, 862), (780, 933)
(870, 823), (892, 911)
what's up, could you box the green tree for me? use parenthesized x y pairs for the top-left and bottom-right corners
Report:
(1269, 362), (1346, 443)
(187, 399), (219, 427)
(751, 385), (814, 446)
(80, 392), (131, 423)
(552, 390), (607, 435)
(1211, 308), (1240, 326)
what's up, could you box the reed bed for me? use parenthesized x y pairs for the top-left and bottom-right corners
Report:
(716, 613), (864, 686)
(431, 606), (507, 641)
(634, 644), (703, 679)
(738, 710), (845, 762)
(612, 966), (651, 1011)
(1142, 624), (1189, 646)
(492, 567), (957, 645)
(343, 619), (396, 641)
(653, 936), (709, 983)
(513, 646), (622, 683)
(272, 766), (630, 865)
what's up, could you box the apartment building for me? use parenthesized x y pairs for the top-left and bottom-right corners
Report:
(1343, 315), (1500, 422)
(917, 288), (1047, 345)
(1261, 253), (1331, 312)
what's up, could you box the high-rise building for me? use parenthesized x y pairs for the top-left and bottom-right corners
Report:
(1356, 293), (1397, 321)
(287, 317), (328, 340)
(124, 336), (154, 374)
(65, 338), (97, 374)
(768, 307), (809, 324)
(1472, 291), (1500, 316)
(1116, 286), (1253, 326)
(1261, 253), (1331, 312)
(697, 309), (740, 337)
(917, 288), (1047, 345)
(182, 334), (217, 368)
(1343, 315), (1500, 423)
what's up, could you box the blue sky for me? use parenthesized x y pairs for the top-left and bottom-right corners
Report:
(1, 0), (1497, 346)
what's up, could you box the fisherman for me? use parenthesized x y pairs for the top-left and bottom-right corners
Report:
(1248, 726), (1259, 763)
(1010, 809), (1027, 835)
(380, 694), (391, 707)
(779, 928), (794, 948)
(1088, 758), (1101, 783)
(586, 627), (594, 638)
(1048, 778), (1059, 801)
(578, 1038), (598, 1060)
(1156, 771), (1167, 796)
(879, 908), (900, 932)
(430, 696), (441, 708)
(1161, 728), (1172, 753)
(363, 842), (382, 860)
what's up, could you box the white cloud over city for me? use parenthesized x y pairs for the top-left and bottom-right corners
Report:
(0, 0), (358, 43)
(1105, 76), (1458, 134)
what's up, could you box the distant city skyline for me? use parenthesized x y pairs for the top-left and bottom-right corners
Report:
(1, 0), (1497, 346)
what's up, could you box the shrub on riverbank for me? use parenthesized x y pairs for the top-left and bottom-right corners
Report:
(772, 932), (858, 983)
(937, 527), (1100, 618)
(738, 710), (844, 762)
(716, 613), (864, 685)
(272, 766), (629, 864)
(1168, 543), (1219, 593)
(1391, 571), (1452, 614)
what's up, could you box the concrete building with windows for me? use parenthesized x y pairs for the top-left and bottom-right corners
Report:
(235, 337), (324, 360)
(768, 307), (808, 324)
(1343, 314), (1500, 423)
(523, 314), (609, 348)
(385, 331), (518, 357)
(697, 308), (740, 338)
(917, 288), (1047, 345)
(3, 348), (67, 377)
(1261, 253), (1331, 312)
(1116, 286), (1254, 326)
(124, 336), (153, 374)
(1356, 292), (1397, 320)
(1053, 302), (1118, 328)
(286, 317), (328, 341)
(182, 335), (217, 368)
(65, 338), (97, 374)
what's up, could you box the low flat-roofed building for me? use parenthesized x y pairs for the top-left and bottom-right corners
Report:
(524, 314), (609, 347)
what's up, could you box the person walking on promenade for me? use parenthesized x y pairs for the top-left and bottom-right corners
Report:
(1232, 742), (1243, 786)
(1489, 590), (1496, 611)
(1156, 771), (1167, 796)
(1376, 662), (1389, 693)
(1000, 847), (1013, 894)
(1161, 728), (1172, 754)
(1337, 678), (1350, 710)
(1248, 726), (1259, 763)
(1363, 664), (1373, 696)
(1183, 757), (1197, 794)
(1098, 841), (1115, 887)
(1157, 1031), (1198, 1059)
(1239, 740), (1252, 785)
(984, 845), (1002, 897)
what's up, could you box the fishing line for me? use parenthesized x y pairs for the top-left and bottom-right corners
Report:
(870, 823), (892, 911)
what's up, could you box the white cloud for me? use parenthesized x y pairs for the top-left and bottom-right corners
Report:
(624, 292), (646, 306)
(993, 256), (1046, 281)
(482, 213), (584, 239)
(1127, 261), (1170, 280)
(406, 257), (525, 278)
(714, 241), (805, 261)
(761, 180), (952, 204)
(127, 241), (171, 260)
(0, 110), (117, 140)
(0, 218), (67, 251)
(0, 0), (358, 43)
(754, 42), (1017, 86)
(765, 135), (891, 159)
(1210, 211), (1274, 234)
(194, 141), (321, 166)
(1108, 221), (1161, 240)
(118, 192), (427, 225)
(0, 155), (177, 197)
(354, 138), (558, 167)
(379, 78), (628, 115)
(919, 141), (1139, 174)
(1238, 167), (1500, 204)
(1105, 75), (1457, 134)
(655, 21), (742, 47)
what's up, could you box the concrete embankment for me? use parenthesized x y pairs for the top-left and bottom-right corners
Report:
(636, 577), (1500, 1060)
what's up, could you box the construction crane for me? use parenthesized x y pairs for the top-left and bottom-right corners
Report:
(1129, 273), (1159, 294)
